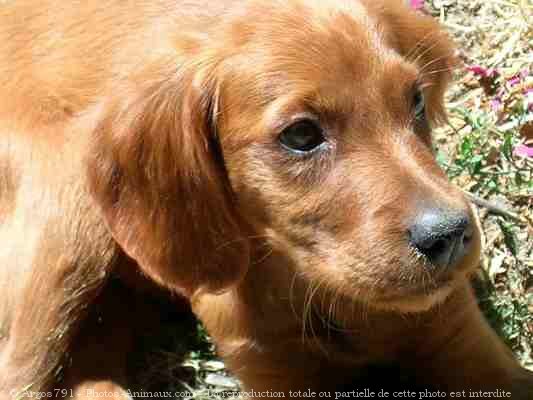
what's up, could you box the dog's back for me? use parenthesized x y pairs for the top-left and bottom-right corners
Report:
(0, 1), (253, 395)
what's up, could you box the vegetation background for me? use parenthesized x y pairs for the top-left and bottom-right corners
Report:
(129, 1), (533, 398)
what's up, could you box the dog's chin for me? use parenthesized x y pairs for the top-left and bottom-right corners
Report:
(372, 283), (455, 313)
(370, 268), (472, 313)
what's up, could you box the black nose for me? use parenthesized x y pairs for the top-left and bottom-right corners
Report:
(408, 209), (473, 270)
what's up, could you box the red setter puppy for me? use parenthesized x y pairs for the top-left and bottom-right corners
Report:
(0, 0), (531, 399)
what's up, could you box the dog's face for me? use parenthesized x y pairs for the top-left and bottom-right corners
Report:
(214, 0), (481, 312)
(90, 0), (480, 311)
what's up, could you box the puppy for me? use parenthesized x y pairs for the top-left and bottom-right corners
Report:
(0, 0), (530, 399)
(188, 0), (533, 398)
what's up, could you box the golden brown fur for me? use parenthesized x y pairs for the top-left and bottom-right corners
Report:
(0, 0), (531, 398)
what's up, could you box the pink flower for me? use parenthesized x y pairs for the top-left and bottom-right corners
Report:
(467, 65), (499, 79)
(507, 69), (529, 86)
(467, 65), (487, 75)
(410, 0), (424, 10)
(490, 97), (502, 112)
(525, 87), (533, 111)
(507, 75), (521, 86)
(513, 144), (533, 158)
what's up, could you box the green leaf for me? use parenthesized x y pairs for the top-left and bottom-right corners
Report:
(497, 219), (519, 256)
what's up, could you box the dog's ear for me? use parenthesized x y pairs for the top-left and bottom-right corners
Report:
(87, 62), (250, 295)
(379, 0), (459, 123)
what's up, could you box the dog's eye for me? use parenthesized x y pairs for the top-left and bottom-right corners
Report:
(413, 89), (426, 120)
(278, 120), (325, 153)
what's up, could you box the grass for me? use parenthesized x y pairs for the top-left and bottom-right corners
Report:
(427, 0), (532, 370)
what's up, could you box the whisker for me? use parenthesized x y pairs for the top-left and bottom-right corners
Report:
(405, 30), (441, 64)
(215, 233), (272, 251)
(301, 277), (331, 357)
(289, 271), (301, 322)
(420, 65), (461, 78)
(418, 52), (455, 77)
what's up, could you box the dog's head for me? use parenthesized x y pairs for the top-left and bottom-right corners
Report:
(89, 0), (480, 310)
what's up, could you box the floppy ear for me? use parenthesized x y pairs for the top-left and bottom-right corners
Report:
(87, 63), (250, 295)
(379, 0), (459, 122)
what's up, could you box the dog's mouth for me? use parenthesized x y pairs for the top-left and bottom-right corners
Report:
(374, 223), (481, 312)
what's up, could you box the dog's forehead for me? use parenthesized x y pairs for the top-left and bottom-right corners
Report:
(216, 0), (417, 144)
(249, 0), (390, 74)
(219, 0), (416, 123)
